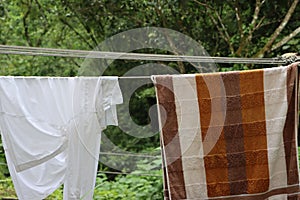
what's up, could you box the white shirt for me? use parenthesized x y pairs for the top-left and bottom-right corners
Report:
(0, 76), (123, 200)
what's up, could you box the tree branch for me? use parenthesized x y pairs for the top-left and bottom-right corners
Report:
(164, 30), (186, 74)
(192, 0), (213, 9)
(235, 0), (265, 56)
(22, 0), (32, 46)
(155, 0), (186, 73)
(254, 0), (299, 57)
(249, 0), (265, 31)
(254, 16), (265, 30)
(62, 2), (98, 47)
(80, 21), (98, 47)
(34, 0), (48, 23)
(209, 14), (234, 54)
(33, 0), (50, 46)
(193, 0), (235, 54)
(59, 18), (94, 49)
(271, 26), (300, 51)
(234, 0), (243, 39)
(214, 9), (232, 49)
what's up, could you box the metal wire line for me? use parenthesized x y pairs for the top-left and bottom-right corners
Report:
(97, 171), (162, 177)
(0, 162), (162, 177)
(0, 148), (162, 177)
(99, 151), (160, 158)
(0, 44), (286, 64)
(0, 161), (162, 177)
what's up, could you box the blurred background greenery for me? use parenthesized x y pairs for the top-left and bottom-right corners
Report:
(0, 0), (299, 199)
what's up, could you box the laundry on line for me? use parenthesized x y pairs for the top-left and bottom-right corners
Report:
(0, 76), (123, 200)
(153, 63), (300, 199)
(0, 45), (299, 199)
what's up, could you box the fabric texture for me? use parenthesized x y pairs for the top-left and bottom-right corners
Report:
(0, 76), (122, 200)
(153, 63), (300, 200)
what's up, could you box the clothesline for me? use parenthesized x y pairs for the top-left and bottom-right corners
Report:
(0, 44), (286, 64)
(99, 152), (160, 158)
(0, 162), (161, 177)
(0, 151), (161, 159)
(97, 171), (162, 177)
(0, 149), (162, 177)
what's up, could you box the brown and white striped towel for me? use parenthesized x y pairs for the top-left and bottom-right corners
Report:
(153, 63), (300, 200)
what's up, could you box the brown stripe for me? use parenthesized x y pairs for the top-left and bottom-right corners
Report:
(284, 64), (299, 187)
(239, 69), (269, 194)
(288, 194), (300, 200)
(221, 72), (248, 195)
(161, 140), (170, 200)
(155, 76), (187, 199)
(196, 74), (230, 197)
(207, 185), (300, 200)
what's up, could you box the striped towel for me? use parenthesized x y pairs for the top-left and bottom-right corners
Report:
(153, 63), (300, 200)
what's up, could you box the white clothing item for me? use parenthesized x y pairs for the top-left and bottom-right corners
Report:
(0, 76), (123, 200)
(63, 78), (123, 200)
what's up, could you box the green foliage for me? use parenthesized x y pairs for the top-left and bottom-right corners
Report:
(0, 172), (163, 200)
(0, 178), (16, 198)
(93, 173), (163, 200)
(0, 0), (299, 198)
(0, 0), (299, 74)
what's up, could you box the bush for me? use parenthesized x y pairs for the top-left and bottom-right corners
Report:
(93, 172), (163, 200)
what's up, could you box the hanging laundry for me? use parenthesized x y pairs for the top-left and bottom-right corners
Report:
(0, 76), (123, 200)
(153, 63), (300, 200)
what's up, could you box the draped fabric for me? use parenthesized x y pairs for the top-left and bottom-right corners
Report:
(153, 64), (300, 200)
(0, 77), (123, 200)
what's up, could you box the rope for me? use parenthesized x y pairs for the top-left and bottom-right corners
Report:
(0, 45), (286, 64)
